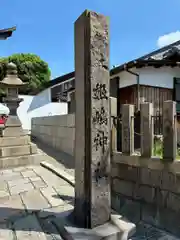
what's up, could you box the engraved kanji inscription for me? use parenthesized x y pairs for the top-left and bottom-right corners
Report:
(94, 161), (108, 184)
(93, 83), (108, 100)
(94, 130), (108, 153)
(93, 106), (108, 125)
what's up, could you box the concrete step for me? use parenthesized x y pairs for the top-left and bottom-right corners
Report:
(0, 143), (38, 158)
(0, 153), (44, 169)
(1, 127), (26, 137)
(0, 136), (30, 147)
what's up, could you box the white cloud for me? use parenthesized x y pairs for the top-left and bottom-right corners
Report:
(157, 31), (180, 48)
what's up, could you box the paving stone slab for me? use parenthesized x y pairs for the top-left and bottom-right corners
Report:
(54, 185), (74, 205)
(0, 169), (13, 175)
(0, 195), (25, 223)
(0, 190), (9, 199)
(0, 172), (22, 182)
(8, 177), (30, 187)
(29, 176), (44, 182)
(20, 189), (50, 212)
(40, 162), (75, 186)
(0, 181), (9, 198)
(0, 224), (14, 240)
(21, 169), (38, 178)
(13, 214), (47, 240)
(40, 219), (63, 240)
(10, 182), (34, 195)
(32, 180), (47, 189)
(13, 166), (28, 172)
(33, 166), (69, 188)
(38, 204), (73, 219)
(40, 187), (64, 207)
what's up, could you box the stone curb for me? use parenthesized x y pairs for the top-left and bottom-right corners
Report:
(40, 161), (75, 187)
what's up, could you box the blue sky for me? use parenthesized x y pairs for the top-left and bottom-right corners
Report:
(0, 0), (180, 79)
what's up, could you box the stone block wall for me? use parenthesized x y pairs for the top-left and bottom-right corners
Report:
(31, 114), (75, 156)
(31, 97), (117, 156)
(111, 153), (180, 236)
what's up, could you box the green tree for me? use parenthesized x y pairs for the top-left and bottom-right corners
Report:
(0, 53), (51, 95)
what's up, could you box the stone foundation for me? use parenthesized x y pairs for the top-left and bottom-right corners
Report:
(111, 152), (180, 237)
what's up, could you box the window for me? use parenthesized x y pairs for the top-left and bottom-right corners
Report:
(64, 83), (68, 91)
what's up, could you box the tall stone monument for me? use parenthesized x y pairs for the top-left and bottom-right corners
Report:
(56, 10), (136, 240)
(74, 10), (111, 229)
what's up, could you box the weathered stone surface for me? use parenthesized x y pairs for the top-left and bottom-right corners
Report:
(141, 203), (157, 226)
(0, 181), (9, 198)
(32, 180), (47, 189)
(0, 190), (9, 198)
(140, 102), (154, 157)
(163, 101), (177, 161)
(74, 10), (110, 228)
(111, 192), (121, 212)
(10, 182), (34, 195)
(132, 222), (179, 240)
(21, 169), (37, 178)
(13, 214), (47, 240)
(157, 208), (180, 236)
(1, 126), (26, 137)
(0, 154), (42, 169)
(0, 195), (25, 223)
(161, 170), (176, 191)
(0, 135), (30, 147)
(111, 163), (139, 182)
(55, 185), (74, 197)
(7, 177), (30, 187)
(121, 104), (134, 155)
(29, 143), (38, 154)
(62, 222), (122, 240)
(0, 145), (31, 157)
(0, 171), (22, 182)
(155, 189), (168, 208)
(119, 199), (141, 224)
(0, 224), (14, 240)
(13, 166), (28, 172)
(33, 166), (68, 188)
(133, 184), (155, 204)
(140, 168), (161, 187)
(40, 187), (64, 207)
(20, 189), (50, 212)
(40, 219), (63, 240)
(29, 176), (47, 188)
(112, 178), (134, 197)
(166, 192), (180, 212)
(38, 204), (73, 219)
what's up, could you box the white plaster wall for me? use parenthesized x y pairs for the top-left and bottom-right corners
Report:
(17, 93), (68, 132)
(17, 95), (34, 131)
(26, 88), (51, 112)
(118, 69), (137, 88)
(117, 67), (180, 89)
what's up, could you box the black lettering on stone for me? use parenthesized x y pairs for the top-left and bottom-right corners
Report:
(93, 107), (108, 125)
(93, 83), (108, 100)
(93, 130), (108, 153)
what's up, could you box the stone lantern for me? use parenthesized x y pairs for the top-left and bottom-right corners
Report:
(0, 62), (27, 136)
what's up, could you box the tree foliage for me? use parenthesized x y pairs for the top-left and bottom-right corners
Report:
(0, 53), (51, 95)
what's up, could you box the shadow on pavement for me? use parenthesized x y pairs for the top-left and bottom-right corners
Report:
(32, 137), (75, 171)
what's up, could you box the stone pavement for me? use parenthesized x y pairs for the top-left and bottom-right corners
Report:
(0, 162), (179, 239)
(40, 161), (180, 240)
(33, 141), (180, 239)
(0, 164), (74, 239)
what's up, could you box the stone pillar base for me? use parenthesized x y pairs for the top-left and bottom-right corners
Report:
(53, 210), (136, 240)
